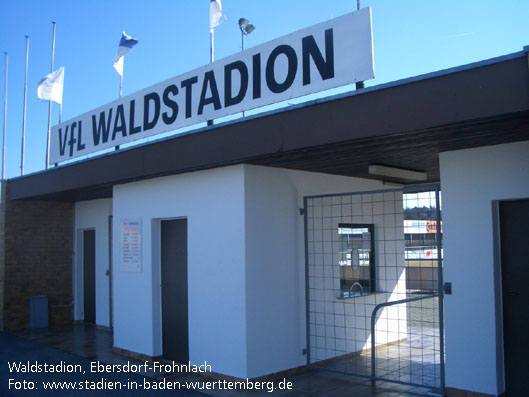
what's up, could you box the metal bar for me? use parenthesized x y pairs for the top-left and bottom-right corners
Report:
(304, 184), (441, 201)
(210, 29), (214, 63)
(208, 29), (214, 126)
(119, 68), (123, 98)
(370, 293), (439, 379)
(117, 60), (122, 149)
(241, 31), (246, 118)
(355, 1), (363, 90)
(435, 186), (446, 390)
(50, 22), (56, 76)
(2, 52), (7, 180)
(21, 35), (29, 176)
(108, 215), (113, 328)
(303, 196), (311, 365)
(45, 21), (56, 170)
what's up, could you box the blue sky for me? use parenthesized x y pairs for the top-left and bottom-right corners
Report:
(1, 0), (528, 179)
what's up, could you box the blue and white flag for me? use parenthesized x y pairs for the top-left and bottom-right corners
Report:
(210, 0), (225, 31)
(113, 31), (138, 76)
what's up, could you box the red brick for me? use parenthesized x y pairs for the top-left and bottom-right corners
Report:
(0, 181), (73, 331)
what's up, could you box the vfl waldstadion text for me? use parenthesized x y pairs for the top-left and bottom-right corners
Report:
(6, 360), (294, 393)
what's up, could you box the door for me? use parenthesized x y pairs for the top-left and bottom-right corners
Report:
(83, 229), (96, 324)
(499, 199), (529, 396)
(108, 216), (113, 328)
(161, 219), (188, 363)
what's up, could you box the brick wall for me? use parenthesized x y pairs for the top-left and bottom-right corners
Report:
(0, 181), (74, 331)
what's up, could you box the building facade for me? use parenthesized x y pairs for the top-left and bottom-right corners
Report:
(1, 47), (528, 396)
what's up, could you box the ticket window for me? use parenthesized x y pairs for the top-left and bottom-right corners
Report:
(338, 223), (375, 298)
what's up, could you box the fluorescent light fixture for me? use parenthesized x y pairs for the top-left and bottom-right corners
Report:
(368, 164), (427, 181)
(382, 181), (405, 188)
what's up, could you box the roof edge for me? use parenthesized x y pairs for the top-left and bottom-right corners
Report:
(8, 47), (528, 184)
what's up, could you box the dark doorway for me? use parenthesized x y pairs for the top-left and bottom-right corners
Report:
(161, 219), (189, 363)
(499, 199), (529, 396)
(83, 229), (96, 324)
(108, 216), (113, 328)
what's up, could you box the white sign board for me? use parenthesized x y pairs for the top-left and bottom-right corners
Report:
(50, 8), (374, 164)
(120, 218), (142, 272)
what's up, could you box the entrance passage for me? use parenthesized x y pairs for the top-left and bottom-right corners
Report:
(83, 229), (96, 324)
(499, 199), (529, 396)
(304, 187), (444, 390)
(161, 219), (189, 363)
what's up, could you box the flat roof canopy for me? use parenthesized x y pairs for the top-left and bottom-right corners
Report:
(7, 49), (529, 201)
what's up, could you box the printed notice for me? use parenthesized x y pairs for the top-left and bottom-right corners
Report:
(120, 218), (142, 272)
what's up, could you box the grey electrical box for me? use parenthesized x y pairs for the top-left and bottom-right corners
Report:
(29, 296), (48, 328)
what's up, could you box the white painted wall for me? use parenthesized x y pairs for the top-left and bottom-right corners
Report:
(112, 165), (247, 378)
(74, 199), (112, 327)
(243, 164), (395, 378)
(440, 140), (529, 395)
(112, 162), (398, 379)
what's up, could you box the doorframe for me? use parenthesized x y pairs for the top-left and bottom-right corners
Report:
(108, 216), (113, 328)
(72, 200), (113, 328)
(151, 217), (188, 358)
(75, 227), (96, 322)
(80, 227), (96, 324)
(492, 198), (529, 395)
(491, 200), (506, 395)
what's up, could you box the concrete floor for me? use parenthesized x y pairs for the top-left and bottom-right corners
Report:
(13, 323), (448, 396)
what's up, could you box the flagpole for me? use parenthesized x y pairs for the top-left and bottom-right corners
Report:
(355, 1), (364, 90)
(56, 102), (62, 166)
(114, 30), (139, 149)
(119, 61), (123, 98)
(209, 0), (223, 126)
(2, 52), (7, 180)
(45, 22), (56, 170)
(210, 29), (214, 63)
(21, 35), (29, 176)
(117, 58), (122, 150)
(207, 29), (214, 127)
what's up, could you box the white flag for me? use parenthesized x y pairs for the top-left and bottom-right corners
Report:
(37, 66), (64, 105)
(113, 31), (138, 76)
(210, 0), (225, 31)
(113, 56), (124, 76)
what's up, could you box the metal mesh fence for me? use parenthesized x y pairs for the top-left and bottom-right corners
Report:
(305, 187), (443, 389)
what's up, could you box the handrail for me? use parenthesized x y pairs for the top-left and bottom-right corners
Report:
(370, 293), (439, 379)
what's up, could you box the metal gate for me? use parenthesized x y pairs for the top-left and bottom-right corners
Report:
(304, 186), (444, 390)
